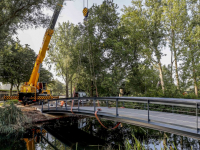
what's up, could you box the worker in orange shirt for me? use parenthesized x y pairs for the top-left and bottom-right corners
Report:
(60, 101), (64, 107)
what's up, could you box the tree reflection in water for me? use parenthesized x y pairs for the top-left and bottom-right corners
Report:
(0, 116), (199, 150)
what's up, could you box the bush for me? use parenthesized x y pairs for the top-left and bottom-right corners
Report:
(0, 103), (31, 134)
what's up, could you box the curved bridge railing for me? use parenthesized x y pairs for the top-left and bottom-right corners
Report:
(41, 97), (200, 139)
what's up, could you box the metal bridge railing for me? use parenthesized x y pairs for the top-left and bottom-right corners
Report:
(41, 97), (200, 134)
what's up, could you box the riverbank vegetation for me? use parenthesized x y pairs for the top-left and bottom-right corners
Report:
(0, 103), (31, 134)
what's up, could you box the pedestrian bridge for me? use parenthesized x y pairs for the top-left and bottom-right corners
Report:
(41, 96), (200, 140)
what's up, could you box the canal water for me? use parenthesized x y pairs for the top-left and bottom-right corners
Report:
(0, 116), (199, 150)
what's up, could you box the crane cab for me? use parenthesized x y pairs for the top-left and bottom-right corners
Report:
(37, 82), (50, 95)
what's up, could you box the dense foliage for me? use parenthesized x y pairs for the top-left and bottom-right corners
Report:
(47, 0), (200, 98)
(0, 38), (53, 95)
(0, 0), (59, 51)
(0, 0), (200, 98)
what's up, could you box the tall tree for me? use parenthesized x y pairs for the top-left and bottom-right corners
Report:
(79, 1), (121, 96)
(47, 21), (80, 97)
(121, 0), (151, 94)
(181, 0), (200, 97)
(1, 39), (36, 94)
(0, 0), (59, 50)
(144, 0), (166, 94)
(163, 0), (187, 91)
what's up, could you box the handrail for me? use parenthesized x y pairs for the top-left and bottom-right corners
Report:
(42, 96), (200, 136)
(49, 97), (200, 108)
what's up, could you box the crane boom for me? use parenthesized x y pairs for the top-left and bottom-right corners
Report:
(29, 0), (64, 86)
(9, 0), (66, 105)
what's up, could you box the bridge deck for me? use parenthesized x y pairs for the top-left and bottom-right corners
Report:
(42, 106), (199, 131)
(40, 96), (200, 140)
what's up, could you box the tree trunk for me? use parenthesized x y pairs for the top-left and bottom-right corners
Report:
(17, 84), (20, 93)
(10, 84), (13, 96)
(174, 50), (180, 91)
(71, 80), (72, 98)
(190, 44), (198, 97)
(66, 81), (68, 98)
(158, 61), (165, 94)
(171, 48), (173, 84)
(172, 29), (180, 91)
(192, 55), (198, 97)
(90, 81), (93, 97)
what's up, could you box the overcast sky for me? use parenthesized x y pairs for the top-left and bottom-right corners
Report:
(15, 0), (171, 83)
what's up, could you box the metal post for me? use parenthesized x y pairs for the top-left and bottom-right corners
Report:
(56, 100), (57, 110)
(116, 98), (118, 117)
(66, 100), (67, 110)
(147, 100), (150, 122)
(78, 98), (80, 111)
(42, 100), (43, 113)
(48, 100), (49, 111)
(40, 127), (42, 141)
(107, 100), (108, 107)
(123, 101), (124, 107)
(197, 103), (198, 133)
(94, 98), (96, 112)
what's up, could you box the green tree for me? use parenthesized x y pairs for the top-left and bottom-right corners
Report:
(39, 66), (54, 85)
(163, 0), (187, 90)
(49, 79), (65, 96)
(144, 0), (166, 94)
(1, 39), (36, 95)
(77, 1), (121, 96)
(0, 0), (59, 51)
(181, 0), (200, 97)
(47, 21), (80, 97)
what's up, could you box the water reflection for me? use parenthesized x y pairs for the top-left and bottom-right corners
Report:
(0, 116), (200, 150)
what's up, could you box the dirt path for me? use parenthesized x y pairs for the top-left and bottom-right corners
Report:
(15, 103), (69, 123)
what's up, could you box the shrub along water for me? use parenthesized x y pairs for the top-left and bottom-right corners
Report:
(0, 103), (31, 134)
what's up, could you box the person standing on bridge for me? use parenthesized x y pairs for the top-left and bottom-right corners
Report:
(60, 101), (64, 107)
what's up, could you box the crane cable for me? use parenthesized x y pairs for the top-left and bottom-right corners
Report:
(83, 0), (89, 9)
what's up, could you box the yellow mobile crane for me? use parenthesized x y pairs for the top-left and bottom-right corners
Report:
(4, 0), (64, 105)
